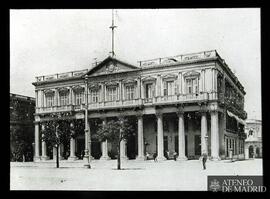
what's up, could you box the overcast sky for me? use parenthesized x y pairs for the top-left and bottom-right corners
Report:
(10, 9), (261, 120)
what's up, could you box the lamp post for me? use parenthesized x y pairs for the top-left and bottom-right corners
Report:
(83, 75), (91, 168)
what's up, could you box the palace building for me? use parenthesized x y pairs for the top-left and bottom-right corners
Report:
(32, 50), (247, 162)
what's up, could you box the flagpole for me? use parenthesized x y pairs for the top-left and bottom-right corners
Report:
(110, 9), (117, 58)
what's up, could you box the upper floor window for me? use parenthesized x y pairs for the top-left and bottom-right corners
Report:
(90, 89), (99, 103)
(125, 85), (135, 100)
(107, 86), (117, 101)
(145, 83), (155, 98)
(74, 91), (84, 105)
(186, 78), (198, 94)
(164, 80), (175, 96)
(59, 92), (69, 106)
(46, 95), (54, 107)
(248, 130), (254, 136)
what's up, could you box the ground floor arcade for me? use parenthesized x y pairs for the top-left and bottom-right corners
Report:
(34, 103), (245, 162)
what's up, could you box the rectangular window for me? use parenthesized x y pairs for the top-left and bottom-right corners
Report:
(46, 95), (54, 107)
(164, 80), (174, 96)
(145, 83), (154, 98)
(125, 85), (135, 100)
(59, 92), (69, 106)
(186, 78), (198, 94)
(107, 87), (117, 101)
(90, 89), (99, 103)
(74, 92), (83, 105)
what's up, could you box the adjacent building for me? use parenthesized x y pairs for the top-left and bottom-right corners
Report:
(32, 50), (247, 162)
(10, 93), (35, 161)
(244, 119), (262, 159)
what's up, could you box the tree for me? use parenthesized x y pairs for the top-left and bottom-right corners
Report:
(10, 126), (34, 162)
(41, 114), (73, 168)
(95, 116), (134, 170)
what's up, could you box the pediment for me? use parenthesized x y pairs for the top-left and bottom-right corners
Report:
(44, 89), (55, 96)
(183, 71), (200, 78)
(142, 76), (157, 82)
(85, 57), (139, 77)
(72, 85), (84, 93)
(162, 73), (177, 80)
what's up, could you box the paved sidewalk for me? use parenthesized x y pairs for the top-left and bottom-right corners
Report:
(10, 159), (263, 190)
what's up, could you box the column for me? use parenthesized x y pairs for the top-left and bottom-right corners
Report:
(211, 111), (220, 160)
(35, 90), (38, 107)
(156, 75), (161, 96)
(100, 119), (110, 160)
(136, 78), (141, 99)
(201, 69), (205, 93)
(136, 114), (144, 160)
(119, 80), (123, 102)
(41, 124), (49, 161)
(178, 72), (182, 94)
(68, 137), (77, 161)
(42, 91), (46, 107)
(41, 90), (44, 107)
(101, 83), (105, 102)
(156, 112), (166, 161)
(201, 111), (208, 155)
(177, 111), (187, 160)
(72, 88), (75, 105)
(120, 139), (128, 160)
(34, 123), (41, 161)
(55, 89), (59, 106)
(69, 87), (72, 105)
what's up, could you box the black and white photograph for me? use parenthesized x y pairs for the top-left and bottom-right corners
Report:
(10, 8), (263, 191)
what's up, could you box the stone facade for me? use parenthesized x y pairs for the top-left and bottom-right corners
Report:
(32, 50), (247, 162)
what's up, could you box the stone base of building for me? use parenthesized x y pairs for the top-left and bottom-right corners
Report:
(135, 156), (145, 161)
(53, 156), (64, 161)
(120, 156), (129, 161)
(156, 156), (166, 161)
(34, 156), (41, 162)
(41, 156), (50, 161)
(177, 156), (188, 161)
(211, 156), (221, 161)
(99, 156), (111, 160)
(67, 156), (78, 161)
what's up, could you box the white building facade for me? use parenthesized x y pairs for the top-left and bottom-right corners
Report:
(32, 50), (247, 162)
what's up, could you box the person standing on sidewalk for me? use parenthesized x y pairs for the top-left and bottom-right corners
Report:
(202, 152), (208, 170)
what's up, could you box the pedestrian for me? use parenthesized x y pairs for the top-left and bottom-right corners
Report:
(153, 152), (157, 162)
(173, 151), (177, 161)
(145, 152), (150, 160)
(202, 152), (207, 170)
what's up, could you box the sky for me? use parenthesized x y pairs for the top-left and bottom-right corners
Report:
(10, 9), (261, 120)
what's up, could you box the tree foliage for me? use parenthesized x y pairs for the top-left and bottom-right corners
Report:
(40, 114), (75, 167)
(95, 116), (134, 143)
(94, 116), (135, 169)
(10, 126), (33, 162)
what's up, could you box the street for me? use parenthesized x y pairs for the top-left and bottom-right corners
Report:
(10, 159), (263, 190)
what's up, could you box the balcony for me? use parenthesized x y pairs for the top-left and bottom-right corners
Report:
(138, 50), (220, 68)
(35, 69), (89, 82)
(35, 105), (74, 114)
(36, 92), (219, 114)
